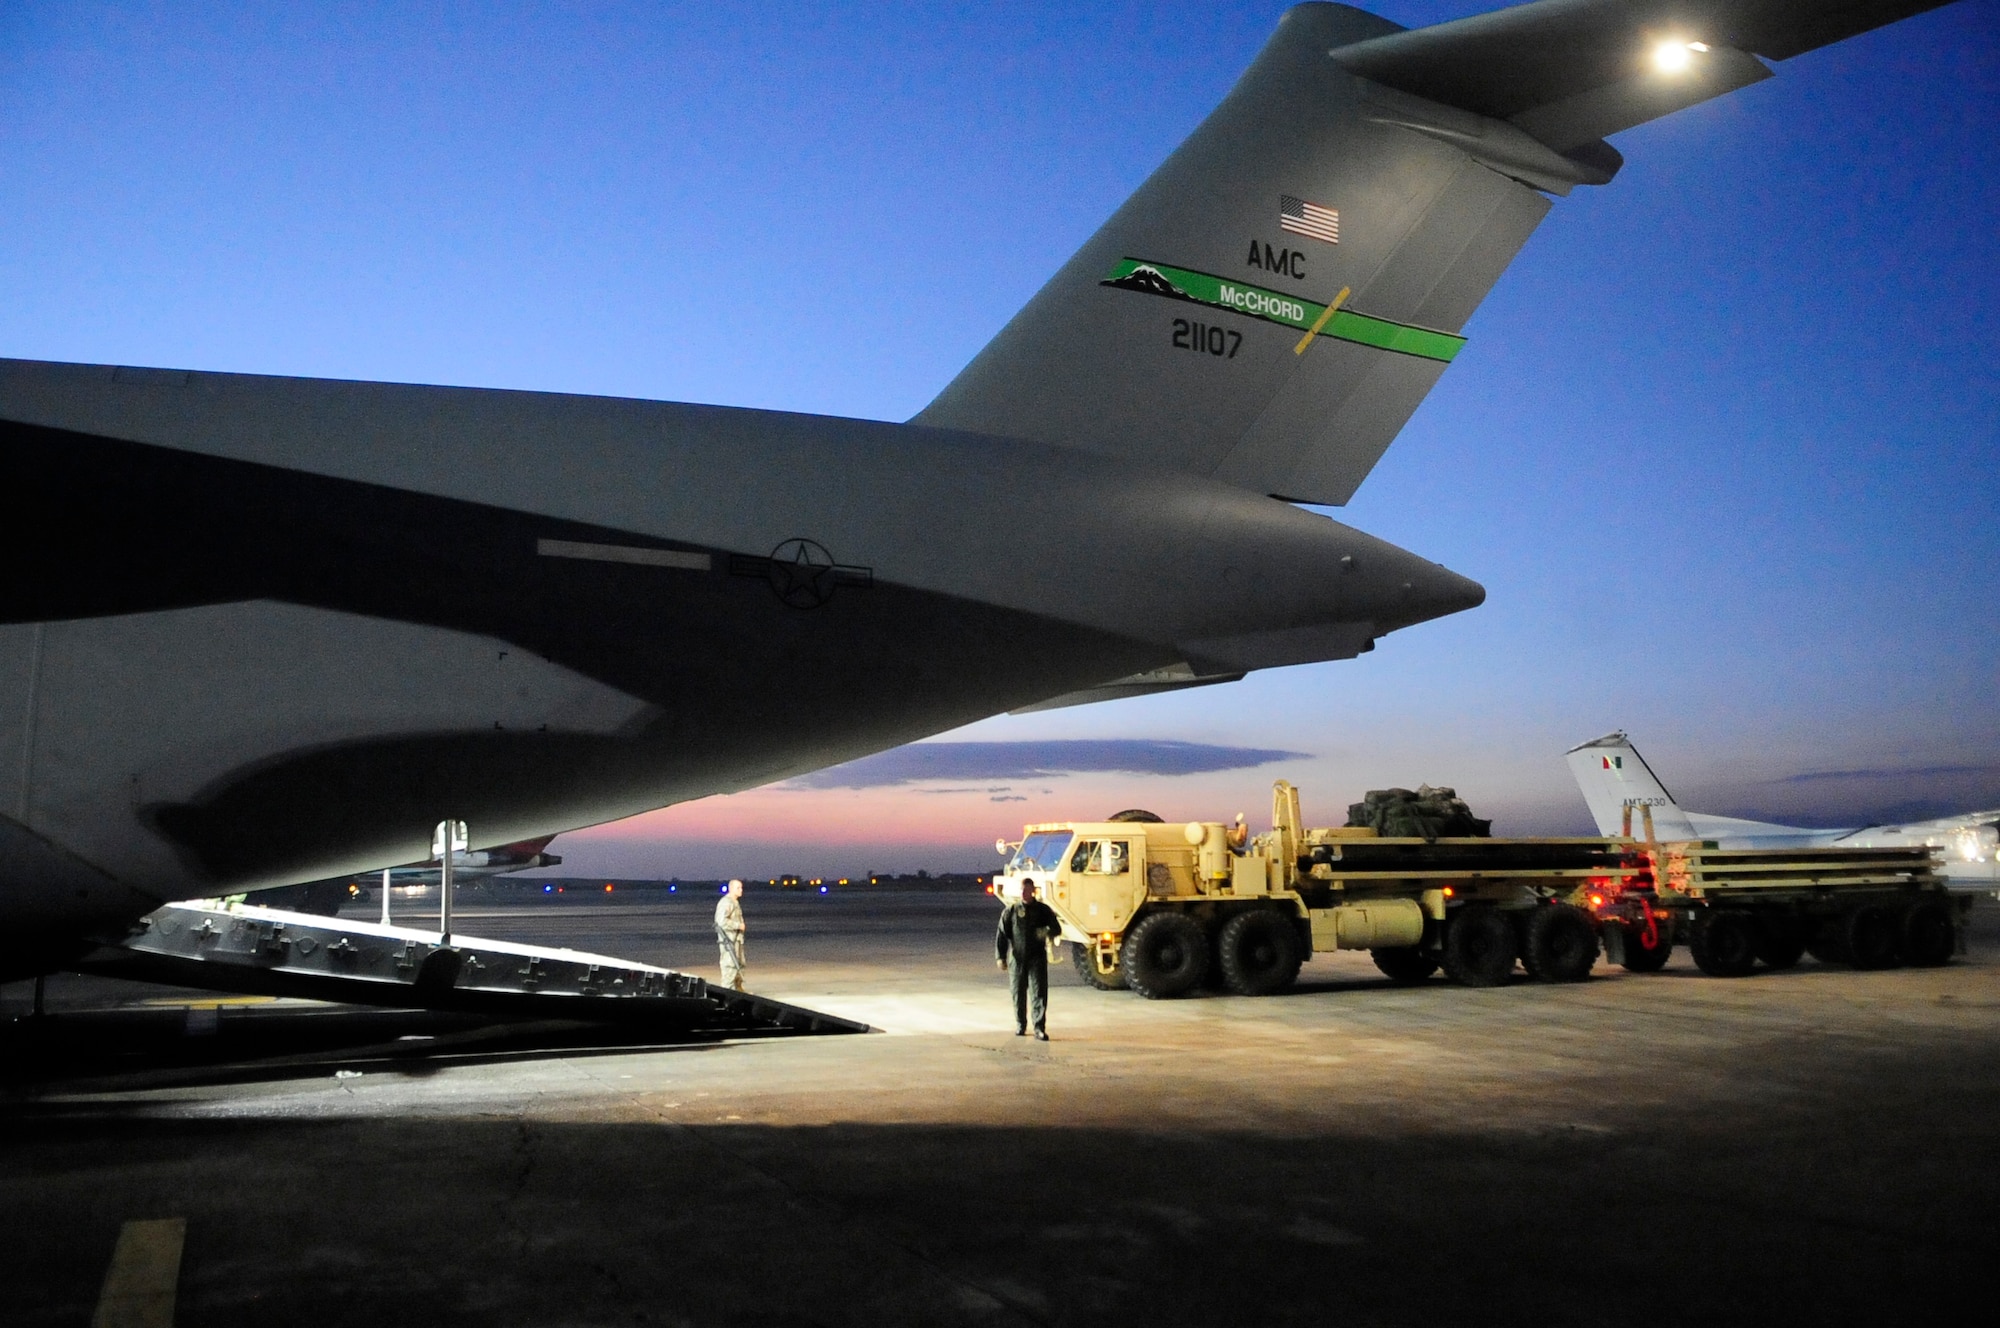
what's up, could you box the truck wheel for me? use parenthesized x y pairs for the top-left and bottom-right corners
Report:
(1441, 907), (1516, 987)
(1845, 905), (1902, 970)
(1899, 899), (1956, 967)
(1689, 910), (1759, 977)
(1754, 915), (1807, 970)
(1072, 939), (1129, 990)
(1522, 905), (1598, 983)
(1122, 912), (1209, 999)
(1620, 923), (1673, 973)
(1371, 947), (1438, 984)
(1217, 910), (1301, 996)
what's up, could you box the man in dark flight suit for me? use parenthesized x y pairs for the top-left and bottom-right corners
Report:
(995, 881), (1062, 1040)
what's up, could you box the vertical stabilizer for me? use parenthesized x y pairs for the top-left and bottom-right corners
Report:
(917, 0), (1954, 506)
(914, 3), (1569, 505)
(1565, 732), (1698, 840)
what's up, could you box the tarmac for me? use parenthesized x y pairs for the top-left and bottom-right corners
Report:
(4, 886), (1998, 1327)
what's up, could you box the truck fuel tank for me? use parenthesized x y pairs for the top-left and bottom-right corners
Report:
(1310, 899), (1426, 951)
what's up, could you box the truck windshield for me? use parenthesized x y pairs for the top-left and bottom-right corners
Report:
(1013, 832), (1074, 874)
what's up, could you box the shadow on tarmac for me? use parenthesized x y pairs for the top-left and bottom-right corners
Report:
(3, 1085), (1995, 1328)
(0, 1002), (798, 1097)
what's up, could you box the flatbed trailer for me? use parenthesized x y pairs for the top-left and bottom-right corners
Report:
(993, 781), (1963, 998)
(1578, 842), (1961, 977)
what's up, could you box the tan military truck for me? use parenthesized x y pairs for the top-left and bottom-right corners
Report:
(994, 781), (1643, 998)
(993, 781), (1958, 997)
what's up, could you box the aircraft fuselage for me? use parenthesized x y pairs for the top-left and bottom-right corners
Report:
(0, 359), (1478, 971)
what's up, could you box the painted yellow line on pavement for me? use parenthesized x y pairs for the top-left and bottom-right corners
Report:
(92, 1218), (185, 1328)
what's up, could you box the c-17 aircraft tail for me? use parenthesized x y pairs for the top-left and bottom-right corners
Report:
(917, 0), (1953, 506)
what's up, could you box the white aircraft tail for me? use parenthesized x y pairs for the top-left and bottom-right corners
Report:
(1564, 732), (1698, 840)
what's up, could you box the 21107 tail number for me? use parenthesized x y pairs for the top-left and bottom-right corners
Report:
(1172, 318), (1240, 359)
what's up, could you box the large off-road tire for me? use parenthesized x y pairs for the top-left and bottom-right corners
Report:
(1620, 921), (1673, 973)
(1217, 910), (1302, 996)
(1441, 907), (1516, 987)
(1900, 898), (1957, 968)
(1754, 915), (1807, 970)
(1688, 909), (1759, 977)
(1845, 905), (1902, 970)
(1107, 809), (1164, 823)
(1371, 946), (1439, 984)
(1521, 904), (1598, 983)
(1122, 911), (1209, 999)
(1072, 939), (1129, 990)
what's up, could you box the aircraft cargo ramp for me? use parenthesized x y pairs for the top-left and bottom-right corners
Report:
(68, 900), (871, 1037)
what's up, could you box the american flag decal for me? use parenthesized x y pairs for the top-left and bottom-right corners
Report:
(1280, 195), (1339, 245)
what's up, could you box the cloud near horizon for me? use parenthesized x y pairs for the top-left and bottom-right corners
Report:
(787, 739), (1311, 790)
(1775, 763), (2000, 785)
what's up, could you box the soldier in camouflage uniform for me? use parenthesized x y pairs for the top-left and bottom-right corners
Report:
(714, 879), (747, 991)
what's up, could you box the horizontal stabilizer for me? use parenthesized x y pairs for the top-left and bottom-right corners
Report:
(1331, 0), (1954, 152)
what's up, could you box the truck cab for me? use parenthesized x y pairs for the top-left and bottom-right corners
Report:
(997, 823), (1165, 940)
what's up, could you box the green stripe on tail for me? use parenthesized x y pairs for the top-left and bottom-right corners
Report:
(1100, 259), (1465, 363)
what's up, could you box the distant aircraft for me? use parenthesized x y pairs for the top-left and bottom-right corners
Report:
(0, 0), (1966, 981)
(1567, 732), (1999, 891)
(356, 836), (565, 891)
(252, 835), (565, 915)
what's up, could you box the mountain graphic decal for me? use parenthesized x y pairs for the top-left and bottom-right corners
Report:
(1100, 264), (1195, 301)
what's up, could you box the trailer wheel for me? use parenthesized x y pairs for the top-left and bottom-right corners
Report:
(1371, 947), (1438, 984)
(1122, 911), (1209, 999)
(1522, 905), (1598, 983)
(1072, 939), (1129, 990)
(1900, 899), (1956, 967)
(1217, 910), (1302, 996)
(1441, 907), (1516, 987)
(1845, 905), (1902, 970)
(1620, 923), (1673, 973)
(1689, 910), (1759, 977)
(1754, 916), (1807, 970)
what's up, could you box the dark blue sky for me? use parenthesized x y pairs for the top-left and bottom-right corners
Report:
(3, 2), (1994, 872)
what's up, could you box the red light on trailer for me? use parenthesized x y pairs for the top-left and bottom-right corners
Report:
(604, 883), (614, 893)
(1588, 893), (1605, 908)
(1441, 886), (1454, 898)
